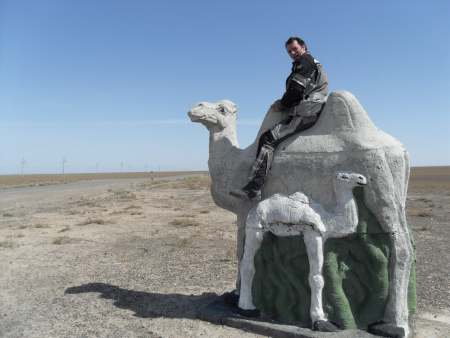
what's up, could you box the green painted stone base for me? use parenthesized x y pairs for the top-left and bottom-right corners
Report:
(252, 188), (416, 329)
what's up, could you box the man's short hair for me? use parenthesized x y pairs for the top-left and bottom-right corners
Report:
(285, 36), (308, 51)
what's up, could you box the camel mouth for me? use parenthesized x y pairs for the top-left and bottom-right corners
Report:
(188, 110), (219, 125)
(188, 114), (202, 122)
(357, 181), (367, 186)
(188, 111), (204, 123)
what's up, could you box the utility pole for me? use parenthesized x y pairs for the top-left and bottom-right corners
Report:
(62, 156), (67, 175)
(20, 157), (26, 175)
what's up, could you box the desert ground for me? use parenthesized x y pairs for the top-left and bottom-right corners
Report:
(0, 168), (449, 338)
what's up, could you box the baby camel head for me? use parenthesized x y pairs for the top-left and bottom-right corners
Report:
(188, 100), (237, 130)
(335, 172), (367, 189)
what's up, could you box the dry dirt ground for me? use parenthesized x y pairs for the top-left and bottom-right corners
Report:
(0, 170), (449, 338)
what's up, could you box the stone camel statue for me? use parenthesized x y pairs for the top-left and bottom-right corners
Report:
(238, 172), (367, 332)
(188, 91), (413, 337)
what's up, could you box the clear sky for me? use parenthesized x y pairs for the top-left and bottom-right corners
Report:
(1, 0), (449, 174)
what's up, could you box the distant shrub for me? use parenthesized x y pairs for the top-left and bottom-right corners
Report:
(169, 218), (197, 227)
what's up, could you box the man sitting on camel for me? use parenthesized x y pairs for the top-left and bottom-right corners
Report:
(231, 36), (328, 201)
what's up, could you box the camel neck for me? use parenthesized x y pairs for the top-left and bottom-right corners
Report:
(335, 188), (358, 229)
(209, 122), (239, 158)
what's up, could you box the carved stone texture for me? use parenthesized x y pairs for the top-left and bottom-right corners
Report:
(188, 91), (415, 337)
(238, 172), (367, 332)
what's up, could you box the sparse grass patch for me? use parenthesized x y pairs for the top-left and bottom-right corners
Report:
(417, 224), (431, 231)
(138, 179), (171, 190)
(416, 211), (432, 217)
(199, 210), (210, 214)
(138, 175), (210, 190)
(169, 218), (197, 227)
(108, 210), (124, 215)
(77, 218), (106, 226)
(75, 197), (99, 208)
(0, 241), (16, 249)
(110, 189), (137, 201)
(124, 205), (142, 210)
(2, 212), (14, 217)
(17, 225), (28, 229)
(177, 238), (191, 247)
(166, 237), (193, 249)
(157, 205), (171, 209)
(34, 223), (50, 229)
(0, 171), (199, 188)
(175, 175), (211, 190)
(52, 237), (69, 245)
(58, 226), (71, 233)
(408, 207), (433, 217)
(417, 197), (432, 203)
(52, 236), (84, 245)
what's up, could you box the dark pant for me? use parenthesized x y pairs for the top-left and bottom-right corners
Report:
(243, 114), (319, 193)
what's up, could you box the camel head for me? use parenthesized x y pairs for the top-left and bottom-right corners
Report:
(188, 100), (237, 131)
(335, 172), (367, 189)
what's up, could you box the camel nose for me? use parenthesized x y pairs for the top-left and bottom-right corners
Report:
(187, 110), (196, 120)
(358, 175), (367, 185)
(187, 108), (203, 122)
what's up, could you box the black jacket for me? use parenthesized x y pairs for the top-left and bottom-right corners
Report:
(280, 52), (328, 108)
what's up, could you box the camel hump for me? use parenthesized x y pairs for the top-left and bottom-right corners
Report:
(257, 90), (376, 138)
(316, 91), (376, 134)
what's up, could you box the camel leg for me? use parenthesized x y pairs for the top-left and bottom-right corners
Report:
(382, 222), (413, 336)
(303, 229), (326, 323)
(365, 152), (413, 337)
(367, 218), (413, 338)
(235, 213), (247, 293)
(238, 210), (264, 310)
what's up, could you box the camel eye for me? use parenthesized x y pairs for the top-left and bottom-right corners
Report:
(341, 174), (349, 179)
(218, 106), (226, 114)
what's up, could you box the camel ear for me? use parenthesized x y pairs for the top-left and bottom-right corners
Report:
(220, 99), (237, 115)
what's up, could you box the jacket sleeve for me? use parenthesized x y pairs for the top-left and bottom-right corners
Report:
(280, 56), (316, 108)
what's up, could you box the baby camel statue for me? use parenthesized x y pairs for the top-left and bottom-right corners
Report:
(238, 172), (367, 331)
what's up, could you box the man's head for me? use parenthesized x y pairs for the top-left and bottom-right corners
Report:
(285, 37), (307, 62)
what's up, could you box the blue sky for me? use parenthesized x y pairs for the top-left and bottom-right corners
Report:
(1, 0), (449, 174)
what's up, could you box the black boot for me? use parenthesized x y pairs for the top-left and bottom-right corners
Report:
(221, 290), (239, 307)
(236, 307), (260, 318)
(368, 321), (405, 338)
(229, 187), (261, 201)
(313, 320), (341, 332)
(230, 143), (274, 201)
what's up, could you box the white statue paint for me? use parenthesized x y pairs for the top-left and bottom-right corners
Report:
(188, 91), (413, 337)
(238, 172), (367, 328)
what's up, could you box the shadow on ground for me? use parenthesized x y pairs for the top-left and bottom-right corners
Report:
(65, 283), (378, 338)
(65, 283), (218, 319)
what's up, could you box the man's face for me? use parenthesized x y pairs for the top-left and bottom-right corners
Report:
(286, 40), (306, 62)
